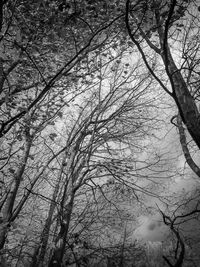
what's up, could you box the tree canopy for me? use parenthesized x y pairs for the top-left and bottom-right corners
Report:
(0, 1), (200, 267)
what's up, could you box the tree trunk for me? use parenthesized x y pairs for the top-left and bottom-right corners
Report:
(126, 1), (200, 150)
(161, 49), (200, 150)
(0, 0), (4, 33)
(31, 154), (67, 267)
(153, 4), (200, 149)
(48, 192), (75, 267)
(177, 114), (200, 177)
(0, 136), (32, 249)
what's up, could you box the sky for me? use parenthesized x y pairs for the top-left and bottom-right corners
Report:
(134, 214), (169, 243)
(132, 107), (200, 245)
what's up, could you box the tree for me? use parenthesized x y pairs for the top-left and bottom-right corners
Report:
(0, 37), (164, 265)
(0, 0), (126, 136)
(125, 4), (200, 264)
(0, 1), (129, 263)
(158, 188), (200, 267)
(1, 1), (198, 266)
(125, 0), (200, 149)
(46, 50), (158, 266)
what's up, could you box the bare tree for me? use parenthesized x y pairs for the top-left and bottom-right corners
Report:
(47, 57), (157, 266)
(125, 0), (200, 150)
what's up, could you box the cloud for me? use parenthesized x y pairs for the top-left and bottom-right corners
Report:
(135, 215), (169, 242)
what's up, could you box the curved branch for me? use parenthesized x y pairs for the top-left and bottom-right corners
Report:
(160, 209), (185, 267)
(163, 0), (177, 69)
(125, 0), (173, 96)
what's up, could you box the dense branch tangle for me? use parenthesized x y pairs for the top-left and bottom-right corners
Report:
(47, 56), (154, 266)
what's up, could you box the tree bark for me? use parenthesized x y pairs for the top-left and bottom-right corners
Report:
(177, 114), (200, 177)
(0, 0), (4, 33)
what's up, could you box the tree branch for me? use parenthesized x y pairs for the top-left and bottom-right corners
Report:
(125, 0), (173, 96)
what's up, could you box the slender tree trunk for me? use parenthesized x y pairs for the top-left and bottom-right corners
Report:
(48, 132), (89, 266)
(0, 136), (32, 249)
(48, 192), (75, 267)
(31, 154), (67, 267)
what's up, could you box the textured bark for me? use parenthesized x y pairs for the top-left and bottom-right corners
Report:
(177, 114), (200, 177)
(0, 58), (4, 94)
(0, 0), (4, 33)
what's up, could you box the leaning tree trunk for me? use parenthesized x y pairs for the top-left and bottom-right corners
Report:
(125, 0), (200, 150)
(177, 114), (200, 177)
(161, 49), (200, 150)
(155, 3), (200, 150)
